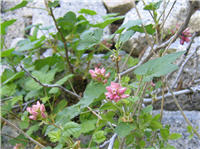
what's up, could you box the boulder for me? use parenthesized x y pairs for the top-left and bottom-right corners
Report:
(102, 0), (134, 15)
(153, 110), (200, 149)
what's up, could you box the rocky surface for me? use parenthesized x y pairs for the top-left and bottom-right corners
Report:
(30, 0), (110, 38)
(120, 0), (200, 56)
(153, 110), (200, 149)
(103, 0), (134, 15)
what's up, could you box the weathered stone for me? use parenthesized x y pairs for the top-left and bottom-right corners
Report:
(31, 0), (110, 38)
(102, 0), (134, 15)
(120, 0), (200, 56)
(153, 110), (200, 149)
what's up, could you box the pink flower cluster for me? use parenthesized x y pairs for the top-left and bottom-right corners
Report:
(89, 67), (110, 84)
(105, 82), (129, 102)
(179, 28), (192, 45)
(27, 101), (46, 120)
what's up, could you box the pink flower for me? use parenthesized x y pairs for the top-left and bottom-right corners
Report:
(13, 144), (23, 149)
(105, 82), (129, 102)
(27, 101), (46, 120)
(179, 28), (192, 45)
(89, 67), (110, 84)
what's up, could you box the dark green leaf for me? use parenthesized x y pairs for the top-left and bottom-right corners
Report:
(78, 8), (97, 15)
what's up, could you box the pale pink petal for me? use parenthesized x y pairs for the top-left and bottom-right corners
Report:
(29, 115), (36, 120)
(100, 68), (106, 75)
(121, 94), (129, 99)
(118, 87), (126, 94)
(40, 104), (46, 113)
(111, 82), (120, 89)
(106, 86), (112, 92)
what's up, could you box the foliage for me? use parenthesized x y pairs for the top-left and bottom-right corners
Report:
(1, 0), (189, 149)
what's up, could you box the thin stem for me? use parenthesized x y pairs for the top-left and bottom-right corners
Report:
(1, 117), (45, 148)
(45, 1), (74, 73)
(166, 82), (200, 139)
(160, 78), (165, 121)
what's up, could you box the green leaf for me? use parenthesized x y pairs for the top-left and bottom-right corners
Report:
(79, 8), (97, 15)
(116, 19), (142, 34)
(144, 1), (162, 10)
(1, 100), (12, 116)
(1, 83), (16, 96)
(92, 16), (124, 29)
(100, 102), (117, 111)
(160, 128), (170, 140)
(142, 105), (153, 113)
(48, 0), (60, 8)
(34, 55), (64, 70)
(78, 81), (106, 108)
(48, 130), (61, 143)
(49, 74), (74, 94)
(56, 105), (81, 126)
(150, 121), (162, 130)
(2, 72), (24, 85)
(93, 131), (106, 144)
(130, 24), (156, 35)
(119, 30), (135, 43)
(134, 51), (185, 81)
(62, 122), (81, 138)
(1, 19), (16, 35)
(11, 95), (23, 106)
(19, 120), (29, 129)
(9, 134), (28, 146)
(8, 0), (28, 11)
(81, 119), (97, 133)
(77, 28), (103, 50)
(26, 124), (40, 136)
(115, 122), (135, 137)
(53, 99), (68, 114)
(1, 48), (15, 57)
(168, 133), (182, 140)
(17, 36), (46, 51)
(57, 11), (77, 32)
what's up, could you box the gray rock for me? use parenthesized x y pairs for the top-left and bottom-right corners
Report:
(31, 0), (110, 38)
(102, 0), (134, 15)
(120, 0), (200, 56)
(153, 110), (200, 149)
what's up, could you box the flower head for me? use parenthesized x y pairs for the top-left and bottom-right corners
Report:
(179, 28), (192, 45)
(89, 67), (110, 84)
(105, 82), (129, 102)
(27, 101), (46, 120)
